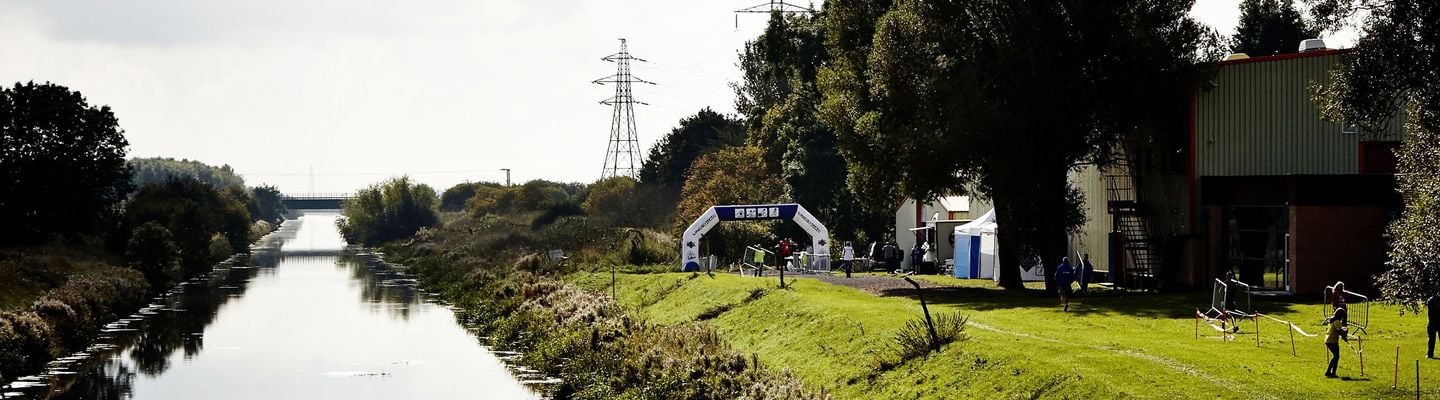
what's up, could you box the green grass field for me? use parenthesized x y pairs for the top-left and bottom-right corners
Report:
(568, 271), (1439, 399)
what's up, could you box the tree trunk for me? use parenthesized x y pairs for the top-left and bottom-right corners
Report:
(991, 165), (1074, 293)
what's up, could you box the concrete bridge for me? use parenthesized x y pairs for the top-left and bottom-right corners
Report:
(282, 193), (352, 210)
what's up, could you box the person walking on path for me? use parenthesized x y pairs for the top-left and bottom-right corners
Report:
(1077, 253), (1095, 303)
(841, 241), (855, 278)
(1323, 306), (1350, 378)
(1054, 257), (1077, 312)
(1428, 294), (1440, 358)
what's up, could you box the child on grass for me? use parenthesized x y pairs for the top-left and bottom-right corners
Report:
(1323, 306), (1349, 378)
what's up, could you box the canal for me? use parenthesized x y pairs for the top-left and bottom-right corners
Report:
(2, 212), (540, 399)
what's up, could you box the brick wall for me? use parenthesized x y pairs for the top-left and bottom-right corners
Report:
(1289, 205), (1389, 295)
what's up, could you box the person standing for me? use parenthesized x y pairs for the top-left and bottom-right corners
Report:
(841, 241), (855, 278)
(778, 238), (794, 271)
(1077, 253), (1095, 303)
(1428, 294), (1440, 359)
(1323, 306), (1350, 377)
(1054, 257), (1076, 312)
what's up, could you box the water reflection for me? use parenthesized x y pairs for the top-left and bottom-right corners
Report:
(2, 212), (539, 400)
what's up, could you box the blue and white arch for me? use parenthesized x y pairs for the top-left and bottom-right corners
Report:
(679, 203), (829, 272)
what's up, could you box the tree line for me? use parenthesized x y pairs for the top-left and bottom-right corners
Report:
(0, 81), (288, 292)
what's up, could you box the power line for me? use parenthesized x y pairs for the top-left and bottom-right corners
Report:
(594, 38), (655, 180)
(238, 169), (509, 177)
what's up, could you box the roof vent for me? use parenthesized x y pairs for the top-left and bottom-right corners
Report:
(1299, 38), (1327, 52)
(1224, 53), (1250, 61)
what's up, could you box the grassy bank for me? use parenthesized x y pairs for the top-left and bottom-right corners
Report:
(0, 245), (149, 380)
(569, 271), (1439, 399)
(382, 214), (833, 399)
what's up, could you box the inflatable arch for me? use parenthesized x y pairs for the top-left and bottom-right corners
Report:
(680, 204), (829, 271)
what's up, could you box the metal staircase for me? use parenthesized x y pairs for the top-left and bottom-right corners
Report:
(1105, 159), (1162, 290)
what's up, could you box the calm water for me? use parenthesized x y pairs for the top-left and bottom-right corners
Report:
(2, 212), (540, 400)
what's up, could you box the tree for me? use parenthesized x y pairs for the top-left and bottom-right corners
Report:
(123, 178), (253, 275)
(248, 185), (287, 224)
(0, 81), (132, 244)
(819, 0), (1218, 289)
(1232, 0), (1321, 56)
(584, 176), (653, 228)
(736, 12), (890, 243)
(126, 222), (181, 289)
(440, 182), (502, 212)
(1308, 0), (1439, 306)
(674, 145), (785, 260)
(339, 176), (439, 246)
(638, 108), (746, 191)
(129, 157), (245, 190)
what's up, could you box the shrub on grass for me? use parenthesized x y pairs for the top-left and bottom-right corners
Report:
(876, 312), (970, 374)
(0, 311), (59, 379)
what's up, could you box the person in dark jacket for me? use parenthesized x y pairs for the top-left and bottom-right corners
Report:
(1054, 257), (1076, 312)
(1077, 253), (1095, 303)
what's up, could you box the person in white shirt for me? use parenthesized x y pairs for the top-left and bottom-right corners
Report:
(841, 242), (855, 278)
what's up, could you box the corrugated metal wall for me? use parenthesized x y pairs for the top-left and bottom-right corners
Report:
(1069, 165), (1112, 270)
(1195, 53), (1405, 176)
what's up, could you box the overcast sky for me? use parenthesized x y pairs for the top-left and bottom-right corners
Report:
(0, 0), (1358, 194)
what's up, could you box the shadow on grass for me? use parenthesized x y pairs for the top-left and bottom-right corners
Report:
(875, 283), (1306, 319)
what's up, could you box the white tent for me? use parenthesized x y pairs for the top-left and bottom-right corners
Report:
(951, 209), (1044, 282)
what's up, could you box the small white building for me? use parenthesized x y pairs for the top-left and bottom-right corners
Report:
(894, 196), (991, 270)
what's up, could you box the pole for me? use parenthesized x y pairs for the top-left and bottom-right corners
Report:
(501, 168), (511, 186)
(1255, 316), (1260, 347)
(611, 264), (617, 301)
(1296, 322), (1307, 356)
(1416, 359), (1421, 400)
(904, 277), (939, 349)
(1195, 313), (1199, 339)
(1395, 346), (1401, 390)
(1359, 336), (1366, 376)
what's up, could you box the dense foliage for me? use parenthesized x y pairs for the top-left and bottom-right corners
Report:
(818, 0), (1218, 289)
(736, 13), (890, 244)
(1308, 0), (1439, 307)
(121, 178), (254, 276)
(1232, 0), (1320, 56)
(581, 176), (670, 228)
(440, 181), (499, 212)
(339, 176), (439, 246)
(129, 157), (245, 190)
(638, 108), (746, 193)
(247, 185), (287, 224)
(0, 82), (132, 245)
(125, 222), (182, 289)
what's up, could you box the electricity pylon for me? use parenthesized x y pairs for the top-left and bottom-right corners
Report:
(735, 0), (813, 14)
(594, 38), (654, 180)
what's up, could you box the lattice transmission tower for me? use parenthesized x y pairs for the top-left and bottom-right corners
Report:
(594, 38), (654, 180)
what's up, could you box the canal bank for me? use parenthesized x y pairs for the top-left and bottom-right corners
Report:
(2, 212), (539, 399)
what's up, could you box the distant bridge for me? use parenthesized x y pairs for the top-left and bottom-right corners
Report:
(282, 193), (353, 210)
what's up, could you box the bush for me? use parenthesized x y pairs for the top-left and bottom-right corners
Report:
(0, 311), (59, 379)
(877, 312), (969, 373)
(126, 221), (181, 288)
(121, 177), (254, 275)
(339, 176), (439, 246)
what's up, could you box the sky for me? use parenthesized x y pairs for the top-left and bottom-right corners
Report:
(0, 0), (1359, 195)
